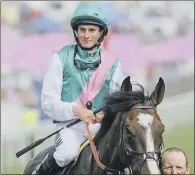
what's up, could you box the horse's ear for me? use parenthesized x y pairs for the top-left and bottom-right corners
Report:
(150, 77), (165, 106)
(121, 76), (132, 93)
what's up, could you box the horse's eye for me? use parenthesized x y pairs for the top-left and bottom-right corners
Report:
(131, 132), (136, 138)
(126, 128), (136, 138)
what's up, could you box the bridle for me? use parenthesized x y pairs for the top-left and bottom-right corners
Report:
(89, 104), (164, 175)
(119, 105), (164, 174)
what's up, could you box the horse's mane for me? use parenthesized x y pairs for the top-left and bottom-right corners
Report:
(94, 83), (150, 143)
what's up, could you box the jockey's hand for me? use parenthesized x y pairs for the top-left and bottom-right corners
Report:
(72, 106), (96, 124)
(95, 111), (104, 122)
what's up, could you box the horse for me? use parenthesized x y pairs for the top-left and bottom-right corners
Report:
(23, 76), (165, 175)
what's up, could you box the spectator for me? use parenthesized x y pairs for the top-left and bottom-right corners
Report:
(160, 147), (190, 175)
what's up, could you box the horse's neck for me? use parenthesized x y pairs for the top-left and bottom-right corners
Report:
(71, 113), (122, 174)
(92, 113), (122, 173)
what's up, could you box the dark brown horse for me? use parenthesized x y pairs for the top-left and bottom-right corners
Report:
(24, 76), (165, 174)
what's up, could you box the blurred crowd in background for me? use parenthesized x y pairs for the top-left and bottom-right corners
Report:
(1, 1), (194, 100)
(2, 1), (194, 41)
(1, 1), (194, 173)
(1, 0), (194, 122)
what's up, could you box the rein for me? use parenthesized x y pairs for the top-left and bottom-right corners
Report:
(84, 122), (122, 174)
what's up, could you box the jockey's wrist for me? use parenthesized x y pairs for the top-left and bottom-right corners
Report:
(70, 103), (80, 119)
(72, 106), (81, 118)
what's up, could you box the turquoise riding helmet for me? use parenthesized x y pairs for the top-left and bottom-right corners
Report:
(71, 2), (109, 36)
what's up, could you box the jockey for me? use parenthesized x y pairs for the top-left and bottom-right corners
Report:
(34, 2), (127, 174)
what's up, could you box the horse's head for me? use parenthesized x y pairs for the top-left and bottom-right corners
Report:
(118, 76), (165, 174)
(93, 76), (165, 174)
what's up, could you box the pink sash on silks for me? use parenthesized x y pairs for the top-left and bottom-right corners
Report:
(75, 49), (116, 108)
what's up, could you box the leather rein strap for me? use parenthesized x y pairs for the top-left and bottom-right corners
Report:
(85, 123), (105, 169)
(84, 122), (121, 174)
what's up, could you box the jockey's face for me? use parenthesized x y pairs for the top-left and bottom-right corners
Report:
(76, 24), (103, 49)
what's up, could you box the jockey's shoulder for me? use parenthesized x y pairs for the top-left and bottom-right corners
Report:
(59, 44), (75, 52)
(54, 44), (76, 58)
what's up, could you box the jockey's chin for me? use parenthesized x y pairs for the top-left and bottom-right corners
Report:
(80, 42), (95, 49)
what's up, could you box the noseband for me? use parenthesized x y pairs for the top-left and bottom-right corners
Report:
(119, 105), (164, 174)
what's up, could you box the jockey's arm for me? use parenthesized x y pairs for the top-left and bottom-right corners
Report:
(41, 52), (79, 121)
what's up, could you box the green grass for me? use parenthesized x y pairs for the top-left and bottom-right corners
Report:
(2, 164), (24, 174)
(163, 121), (194, 174)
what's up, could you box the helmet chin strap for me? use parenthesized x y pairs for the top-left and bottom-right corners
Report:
(73, 30), (106, 51)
